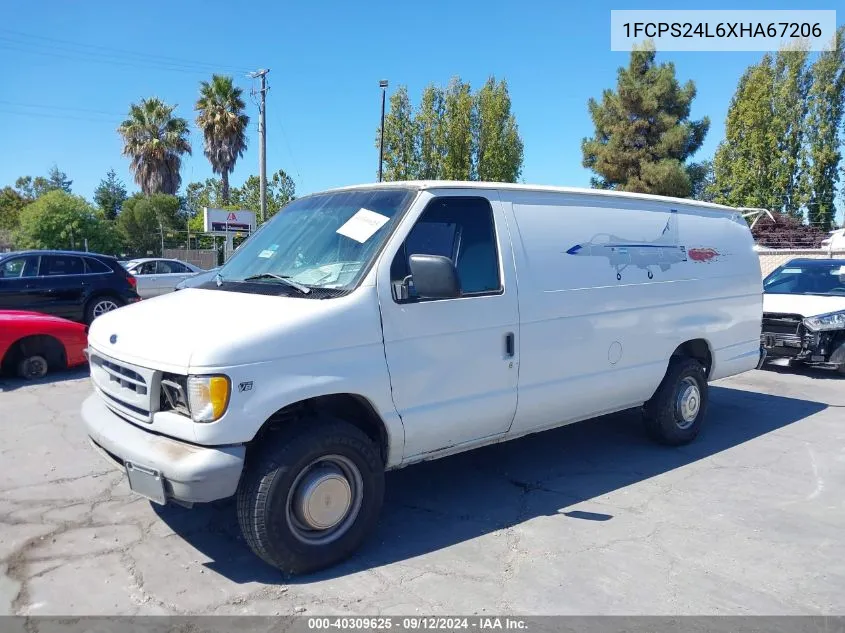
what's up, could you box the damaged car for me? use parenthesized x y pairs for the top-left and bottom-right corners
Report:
(762, 258), (845, 374)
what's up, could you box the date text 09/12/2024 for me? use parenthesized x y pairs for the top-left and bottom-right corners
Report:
(307, 618), (528, 631)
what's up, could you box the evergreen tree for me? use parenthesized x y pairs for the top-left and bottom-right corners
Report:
(582, 43), (709, 197)
(94, 168), (128, 220)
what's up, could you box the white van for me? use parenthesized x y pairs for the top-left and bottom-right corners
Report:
(82, 182), (763, 574)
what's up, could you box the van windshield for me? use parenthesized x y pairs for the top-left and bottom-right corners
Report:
(214, 188), (414, 296)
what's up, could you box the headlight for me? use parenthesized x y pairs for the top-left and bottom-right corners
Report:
(187, 375), (231, 422)
(803, 311), (845, 332)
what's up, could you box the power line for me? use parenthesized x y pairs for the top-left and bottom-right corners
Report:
(0, 28), (251, 74)
(0, 42), (242, 76)
(271, 104), (305, 190)
(0, 100), (125, 117)
(0, 108), (122, 124)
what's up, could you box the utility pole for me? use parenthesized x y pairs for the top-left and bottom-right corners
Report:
(157, 218), (165, 256)
(250, 69), (270, 224)
(378, 79), (388, 182)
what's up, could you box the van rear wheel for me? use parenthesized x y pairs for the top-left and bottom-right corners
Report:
(642, 357), (708, 445)
(236, 418), (384, 574)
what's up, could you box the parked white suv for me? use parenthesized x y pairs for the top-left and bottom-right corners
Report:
(122, 258), (204, 298)
(82, 182), (762, 574)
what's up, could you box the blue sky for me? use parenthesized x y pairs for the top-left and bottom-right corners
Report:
(0, 0), (842, 214)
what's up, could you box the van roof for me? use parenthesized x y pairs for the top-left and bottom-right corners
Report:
(321, 180), (744, 214)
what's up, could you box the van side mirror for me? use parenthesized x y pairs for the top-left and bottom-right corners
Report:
(408, 254), (461, 299)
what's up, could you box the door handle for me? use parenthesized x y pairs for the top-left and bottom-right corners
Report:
(504, 332), (515, 357)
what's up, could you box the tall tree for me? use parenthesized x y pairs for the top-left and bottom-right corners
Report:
(14, 176), (41, 199)
(13, 165), (72, 200)
(117, 97), (192, 195)
(14, 190), (123, 253)
(771, 46), (811, 217)
(94, 168), (128, 220)
(712, 58), (780, 210)
(46, 164), (72, 192)
(805, 26), (845, 231)
(378, 86), (417, 181)
(475, 77), (524, 182)
(195, 75), (250, 204)
(416, 84), (446, 179)
(184, 169), (296, 231)
(117, 194), (184, 256)
(184, 178), (225, 218)
(688, 160), (716, 203)
(442, 78), (475, 180)
(0, 187), (27, 231)
(238, 169), (296, 219)
(377, 79), (524, 183)
(582, 43), (709, 197)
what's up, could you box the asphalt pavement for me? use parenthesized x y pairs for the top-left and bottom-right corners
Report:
(1, 364), (843, 615)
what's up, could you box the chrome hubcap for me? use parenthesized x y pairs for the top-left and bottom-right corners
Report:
(294, 466), (352, 530)
(286, 455), (363, 545)
(93, 300), (118, 317)
(675, 377), (701, 429)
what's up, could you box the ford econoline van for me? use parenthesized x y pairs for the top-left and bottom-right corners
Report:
(82, 182), (763, 574)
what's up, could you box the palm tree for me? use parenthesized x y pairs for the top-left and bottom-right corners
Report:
(117, 98), (192, 195)
(195, 75), (249, 204)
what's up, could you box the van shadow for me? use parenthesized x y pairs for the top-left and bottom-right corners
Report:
(153, 385), (826, 584)
(0, 365), (89, 392)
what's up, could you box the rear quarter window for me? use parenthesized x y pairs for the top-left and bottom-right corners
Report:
(84, 258), (113, 274)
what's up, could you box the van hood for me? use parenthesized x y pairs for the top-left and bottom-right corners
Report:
(763, 293), (845, 318)
(87, 287), (371, 371)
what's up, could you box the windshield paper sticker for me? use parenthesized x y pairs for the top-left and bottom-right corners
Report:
(336, 209), (390, 243)
(258, 244), (279, 258)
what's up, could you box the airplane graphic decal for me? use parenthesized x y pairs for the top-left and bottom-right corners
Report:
(565, 209), (716, 280)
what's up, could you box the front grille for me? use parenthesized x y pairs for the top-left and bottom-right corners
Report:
(762, 312), (817, 355)
(762, 312), (802, 336)
(89, 349), (158, 423)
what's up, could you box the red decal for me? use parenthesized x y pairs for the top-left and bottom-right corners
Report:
(689, 248), (720, 262)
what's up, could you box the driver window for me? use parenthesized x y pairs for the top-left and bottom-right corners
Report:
(391, 196), (501, 301)
(137, 262), (157, 275)
(0, 255), (39, 278)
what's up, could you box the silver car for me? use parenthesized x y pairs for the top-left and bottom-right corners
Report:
(121, 258), (205, 299)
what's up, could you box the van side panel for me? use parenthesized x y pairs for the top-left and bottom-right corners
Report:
(504, 191), (761, 435)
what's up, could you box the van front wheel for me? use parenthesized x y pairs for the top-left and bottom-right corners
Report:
(642, 357), (708, 446)
(236, 418), (384, 574)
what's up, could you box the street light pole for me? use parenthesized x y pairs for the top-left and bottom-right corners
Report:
(378, 79), (388, 182)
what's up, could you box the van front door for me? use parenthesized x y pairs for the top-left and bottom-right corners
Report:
(376, 192), (520, 460)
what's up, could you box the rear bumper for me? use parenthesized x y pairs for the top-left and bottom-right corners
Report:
(82, 393), (245, 504)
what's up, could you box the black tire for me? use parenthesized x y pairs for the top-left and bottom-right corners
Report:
(642, 357), (708, 446)
(17, 354), (49, 380)
(85, 295), (123, 324)
(236, 417), (384, 575)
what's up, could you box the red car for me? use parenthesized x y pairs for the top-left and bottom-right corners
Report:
(0, 310), (88, 380)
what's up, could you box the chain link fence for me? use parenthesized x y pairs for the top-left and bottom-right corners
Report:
(757, 248), (845, 277)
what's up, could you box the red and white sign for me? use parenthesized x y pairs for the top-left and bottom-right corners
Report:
(203, 208), (257, 234)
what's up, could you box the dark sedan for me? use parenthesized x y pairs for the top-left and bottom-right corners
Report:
(0, 250), (140, 324)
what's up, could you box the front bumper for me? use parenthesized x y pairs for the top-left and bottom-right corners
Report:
(82, 393), (245, 504)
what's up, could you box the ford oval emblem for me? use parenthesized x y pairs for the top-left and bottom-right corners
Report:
(109, 334), (117, 344)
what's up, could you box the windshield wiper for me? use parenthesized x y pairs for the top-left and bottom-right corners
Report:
(241, 273), (311, 294)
